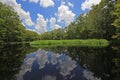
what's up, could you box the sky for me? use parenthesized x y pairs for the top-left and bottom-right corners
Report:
(0, 0), (101, 34)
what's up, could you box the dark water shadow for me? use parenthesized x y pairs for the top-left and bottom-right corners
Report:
(0, 43), (38, 80)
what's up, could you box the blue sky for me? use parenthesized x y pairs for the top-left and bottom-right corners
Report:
(0, 0), (101, 34)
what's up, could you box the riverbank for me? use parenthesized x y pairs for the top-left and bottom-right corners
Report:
(30, 39), (109, 47)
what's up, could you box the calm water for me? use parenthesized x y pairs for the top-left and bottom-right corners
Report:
(0, 44), (120, 80)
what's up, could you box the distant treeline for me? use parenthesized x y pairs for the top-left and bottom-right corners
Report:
(0, 0), (120, 42)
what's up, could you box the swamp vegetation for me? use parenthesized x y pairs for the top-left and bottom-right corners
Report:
(0, 0), (120, 80)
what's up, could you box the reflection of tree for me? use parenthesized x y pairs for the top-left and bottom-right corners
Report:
(61, 47), (112, 80)
(0, 44), (38, 80)
(111, 46), (120, 80)
(43, 46), (119, 80)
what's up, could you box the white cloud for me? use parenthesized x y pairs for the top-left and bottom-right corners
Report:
(68, 2), (74, 8)
(30, 0), (39, 3)
(23, 11), (35, 26)
(0, 0), (34, 26)
(28, 0), (55, 8)
(61, 1), (74, 8)
(81, 0), (101, 10)
(57, 4), (75, 26)
(40, 0), (54, 8)
(35, 14), (47, 34)
(50, 17), (61, 30)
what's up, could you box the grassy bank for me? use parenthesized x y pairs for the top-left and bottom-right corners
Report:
(30, 39), (109, 47)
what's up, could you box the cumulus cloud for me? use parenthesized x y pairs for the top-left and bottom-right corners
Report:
(35, 14), (47, 34)
(50, 17), (61, 30)
(30, 0), (39, 3)
(28, 0), (55, 8)
(0, 0), (34, 26)
(23, 11), (35, 26)
(40, 0), (55, 8)
(57, 4), (75, 26)
(81, 0), (101, 10)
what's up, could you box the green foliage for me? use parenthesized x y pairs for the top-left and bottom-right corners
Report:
(23, 30), (39, 41)
(0, 3), (24, 42)
(112, 0), (120, 39)
(30, 39), (109, 47)
(0, 2), (39, 42)
(0, 0), (118, 41)
(85, 0), (116, 40)
(39, 28), (65, 40)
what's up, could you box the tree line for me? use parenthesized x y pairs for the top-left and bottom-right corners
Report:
(0, 2), (39, 42)
(0, 0), (120, 42)
(39, 0), (120, 40)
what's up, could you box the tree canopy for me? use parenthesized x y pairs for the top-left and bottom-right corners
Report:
(38, 0), (117, 40)
(0, 2), (39, 42)
(0, 0), (120, 41)
(112, 0), (120, 39)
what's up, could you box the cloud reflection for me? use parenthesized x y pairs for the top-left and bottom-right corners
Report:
(43, 75), (56, 80)
(16, 57), (35, 80)
(59, 56), (77, 76)
(83, 70), (101, 80)
(36, 50), (48, 69)
(16, 49), (100, 80)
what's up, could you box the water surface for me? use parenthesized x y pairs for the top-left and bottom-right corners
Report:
(0, 44), (120, 80)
